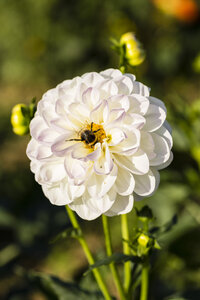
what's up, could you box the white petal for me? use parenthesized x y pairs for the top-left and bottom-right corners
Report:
(26, 139), (52, 160)
(125, 75), (150, 96)
(30, 116), (47, 140)
(61, 181), (85, 200)
(105, 194), (134, 216)
(114, 75), (133, 94)
(115, 167), (135, 196)
(105, 108), (125, 125)
(150, 133), (170, 166)
(51, 135), (79, 157)
(87, 187), (117, 214)
(149, 96), (166, 113)
(81, 71), (104, 85)
(73, 82), (88, 102)
(155, 126), (173, 149)
(87, 163), (117, 198)
(156, 151), (173, 170)
(36, 146), (53, 160)
(85, 145), (101, 161)
(37, 128), (60, 145)
(68, 196), (102, 220)
(107, 128), (127, 146)
(97, 79), (118, 98)
(107, 95), (130, 112)
(30, 160), (39, 173)
(50, 117), (74, 134)
(140, 131), (156, 160)
(114, 149), (149, 175)
(82, 87), (100, 109)
(71, 142), (93, 160)
(90, 100), (107, 124)
(134, 168), (160, 196)
(163, 120), (172, 134)
(100, 68), (122, 79)
(55, 98), (69, 118)
(66, 111), (84, 130)
(143, 104), (166, 132)
(64, 154), (87, 181)
(42, 184), (72, 206)
(94, 143), (114, 175)
(39, 162), (66, 184)
(38, 100), (58, 126)
(124, 113), (146, 130)
(128, 95), (149, 115)
(68, 102), (90, 121)
(41, 87), (58, 104)
(109, 128), (140, 155)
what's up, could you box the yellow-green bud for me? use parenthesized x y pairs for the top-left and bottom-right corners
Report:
(120, 32), (145, 66)
(13, 125), (29, 136)
(137, 233), (150, 247)
(11, 104), (30, 136)
(120, 32), (137, 45)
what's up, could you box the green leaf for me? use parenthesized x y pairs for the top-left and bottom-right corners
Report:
(20, 105), (30, 119)
(165, 296), (188, 300)
(85, 253), (142, 275)
(50, 227), (82, 244)
(109, 37), (120, 47)
(29, 97), (37, 118)
(150, 214), (178, 236)
(26, 270), (106, 300)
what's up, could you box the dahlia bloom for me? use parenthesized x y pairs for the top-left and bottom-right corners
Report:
(27, 69), (173, 220)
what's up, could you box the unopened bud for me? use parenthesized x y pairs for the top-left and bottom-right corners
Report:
(136, 205), (153, 223)
(120, 32), (145, 66)
(11, 104), (30, 136)
(137, 233), (150, 247)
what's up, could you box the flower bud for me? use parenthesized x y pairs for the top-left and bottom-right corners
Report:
(137, 233), (150, 247)
(11, 104), (30, 136)
(136, 205), (153, 223)
(120, 32), (145, 66)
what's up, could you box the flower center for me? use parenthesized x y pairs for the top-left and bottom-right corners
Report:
(80, 122), (106, 148)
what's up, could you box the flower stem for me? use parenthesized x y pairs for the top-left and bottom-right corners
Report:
(65, 206), (112, 300)
(140, 220), (149, 300)
(140, 261), (149, 300)
(121, 214), (131, 293)
(119, 46), (127, 74)
(102, 215), (126, 300)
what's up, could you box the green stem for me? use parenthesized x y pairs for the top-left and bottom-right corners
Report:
(65, 206), (112, 300)
(102, 215), (126, 300)
(140, 262), (149, 300)
(121, 214), (131, 293)
(119, 46), (127, 74)
(140, 220), (149, 300)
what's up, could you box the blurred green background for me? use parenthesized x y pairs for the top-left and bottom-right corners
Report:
(0, 0), (200, 299)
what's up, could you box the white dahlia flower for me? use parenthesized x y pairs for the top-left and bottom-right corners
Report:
(27, 69), (173, 220)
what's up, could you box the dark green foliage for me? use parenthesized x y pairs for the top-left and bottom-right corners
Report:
(26, 270), (106, 300)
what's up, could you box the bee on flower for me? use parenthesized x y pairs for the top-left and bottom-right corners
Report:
(26, 69), (173, 220)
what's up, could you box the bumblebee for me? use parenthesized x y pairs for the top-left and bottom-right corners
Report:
(66, 122), (102, 147)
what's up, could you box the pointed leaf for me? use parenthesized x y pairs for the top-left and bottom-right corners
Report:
(50, 227), (82, 244)
(85, 253), (142, 275)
